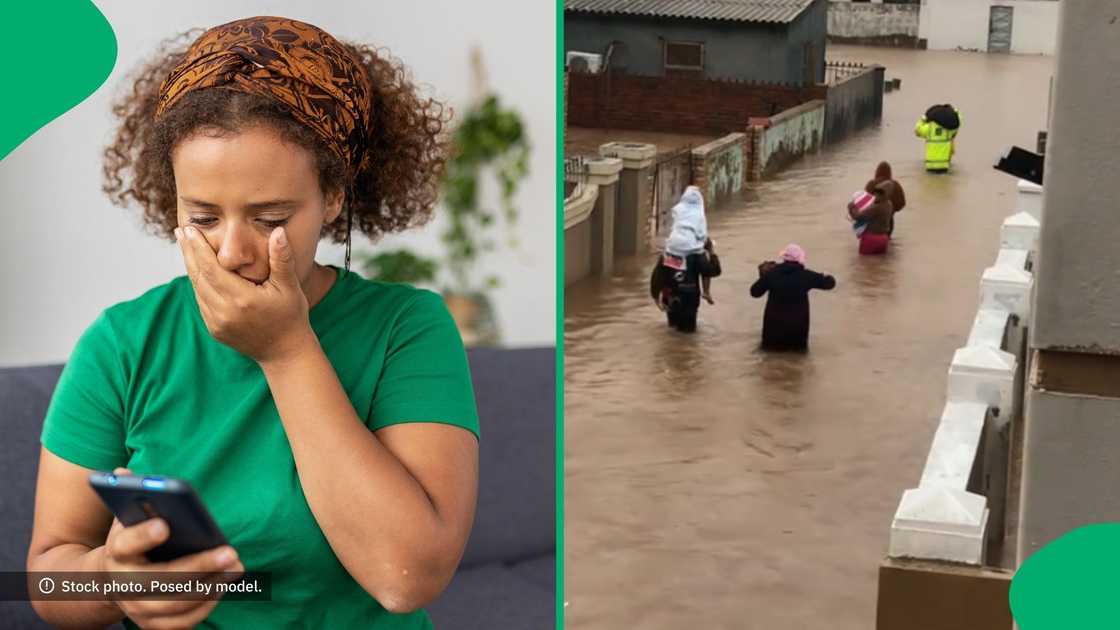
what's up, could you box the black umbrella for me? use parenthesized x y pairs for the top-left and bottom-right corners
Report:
(925, 104), (960, 130)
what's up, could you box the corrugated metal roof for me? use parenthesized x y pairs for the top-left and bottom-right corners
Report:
(565, 0), (816, 24)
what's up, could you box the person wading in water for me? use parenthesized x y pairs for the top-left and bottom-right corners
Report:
(750, 244), (835, 351)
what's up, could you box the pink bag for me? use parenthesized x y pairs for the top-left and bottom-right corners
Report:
(850, 190), (874, 212)
(849, 190), (874, 238)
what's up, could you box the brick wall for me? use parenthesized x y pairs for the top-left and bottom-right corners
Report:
(747, 126), (764, 182)
(691, 133), (749, 210)
(567, 71), (828, 136)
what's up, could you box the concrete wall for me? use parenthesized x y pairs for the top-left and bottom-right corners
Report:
(884, 182), (1040, 568)
(918, 0), (1059, 54)
(0, 0), (557, 366)
(691, 133), (748, 208)
(565, 220), (592, 287)
(565, 1), (826, 83)
(567, 71), (827, 136)
(1031, 1), (1120, 354)
(823, 65), (885, 143)
(828, 1), (921, 46)
(564, 185), (597, 286)
(1018, 0), (1120, 567)
(1019, 392), (1120, 559)
(757, 99), (825, 175)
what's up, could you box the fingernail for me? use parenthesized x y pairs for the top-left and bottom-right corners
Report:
(218, 547), (237, 567)
(276, 228), (287, 247)
(184, 227), (195, 239)
(149, 520), (166, 538)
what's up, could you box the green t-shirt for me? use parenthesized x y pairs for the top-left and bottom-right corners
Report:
(41, 266), (479, 629)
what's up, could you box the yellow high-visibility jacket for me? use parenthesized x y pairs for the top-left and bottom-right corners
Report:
(915, 111), (961, 171)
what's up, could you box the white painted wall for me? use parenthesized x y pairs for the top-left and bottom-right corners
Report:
(0, 1), (556, 367)
(1008, 1), (1061, 55)
(919, 0), (1059, 54)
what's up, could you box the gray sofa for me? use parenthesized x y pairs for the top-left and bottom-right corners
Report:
(0, 347), (555, 629)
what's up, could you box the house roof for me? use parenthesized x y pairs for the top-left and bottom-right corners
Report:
(564, 0), (816, 24)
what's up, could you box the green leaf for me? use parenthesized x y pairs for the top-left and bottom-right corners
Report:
(359, 249), (439, 285)
(437, 89), (529, 281)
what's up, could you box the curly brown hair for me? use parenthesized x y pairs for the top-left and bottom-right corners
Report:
(103, 29), (450, 243)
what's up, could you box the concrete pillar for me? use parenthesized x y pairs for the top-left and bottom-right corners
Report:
(1000, 212), (1040, 253)
(1016, 180), (1043, 221)
(599, 142), (656, 257)
(979, 265), (1033, 320)
(947, 346), (1016, 420)
(747, 119), (770, 181)
(692, 132), (748, 210)
(1018, 0), (1120, 565)
(586, 157), (622, 277)
(890, 485), (989, 565)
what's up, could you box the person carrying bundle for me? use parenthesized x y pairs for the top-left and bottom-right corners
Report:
(915, 104), (962, 172)
(650, 187), (722, 332)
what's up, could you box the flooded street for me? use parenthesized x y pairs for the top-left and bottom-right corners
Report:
(564, 46), (1053, 629)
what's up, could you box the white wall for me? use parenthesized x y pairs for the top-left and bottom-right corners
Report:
(919, 0), (1059, 54)
(0, 1), (556, 367)
(1008, 1), (1061, 55)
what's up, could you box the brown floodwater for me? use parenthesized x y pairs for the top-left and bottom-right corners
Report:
(564, 46), (1053, 629)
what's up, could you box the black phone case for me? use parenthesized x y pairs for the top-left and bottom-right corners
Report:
(89, 472), (228, 562)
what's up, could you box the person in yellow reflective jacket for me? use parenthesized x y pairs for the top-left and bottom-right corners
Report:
(914, 109), (962, 172)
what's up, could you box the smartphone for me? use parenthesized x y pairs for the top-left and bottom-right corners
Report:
(89, 472), (229, 562)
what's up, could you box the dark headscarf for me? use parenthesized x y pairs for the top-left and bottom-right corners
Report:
(155, 16), (374, 173)
(874, 161), (892, 181)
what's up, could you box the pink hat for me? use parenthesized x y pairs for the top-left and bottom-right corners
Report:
(779, 243), (806, 264)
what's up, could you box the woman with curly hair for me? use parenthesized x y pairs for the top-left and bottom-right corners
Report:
(28, 16), (478, 629)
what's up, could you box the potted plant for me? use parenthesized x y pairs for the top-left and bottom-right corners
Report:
(361, 249), (439, 286)
(361, 48), (529, 347)
(439, 92), (529, 345)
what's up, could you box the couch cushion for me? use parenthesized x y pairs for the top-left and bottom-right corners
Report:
(460, 347), (555, 567)
(0, 347), (555, 624)
(0, 365), (63, 575)
(426, 554), (555, 630)
(0, 366), (118, 629)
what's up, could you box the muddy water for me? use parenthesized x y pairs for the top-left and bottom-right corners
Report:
(564, 46), (1053, 629)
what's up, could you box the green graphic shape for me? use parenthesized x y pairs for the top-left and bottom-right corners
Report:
(0, 1), (117, 161)
(1010, 523), (1120, 628)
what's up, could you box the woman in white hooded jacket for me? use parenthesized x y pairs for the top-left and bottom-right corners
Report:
(664, 186), (715, 303)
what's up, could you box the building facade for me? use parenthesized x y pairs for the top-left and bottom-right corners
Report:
(919, 0), (1059, 54)
(565, 0), (828, 85)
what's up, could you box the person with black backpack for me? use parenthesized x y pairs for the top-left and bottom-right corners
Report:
(915, 104), (962, 172)
(650, 238), (722, 333)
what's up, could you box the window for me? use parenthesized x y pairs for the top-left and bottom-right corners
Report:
(664, 41), (704, 72)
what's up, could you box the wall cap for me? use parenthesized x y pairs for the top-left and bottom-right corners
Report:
(563, 183), (598, 230)
(599, 142), (657, 166)
(585, 157), (623, 185)
(693, 132), (747, 157)
(768, 99), (827, 125)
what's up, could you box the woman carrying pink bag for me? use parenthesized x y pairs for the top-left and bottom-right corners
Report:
(847, 181), (895, 255)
